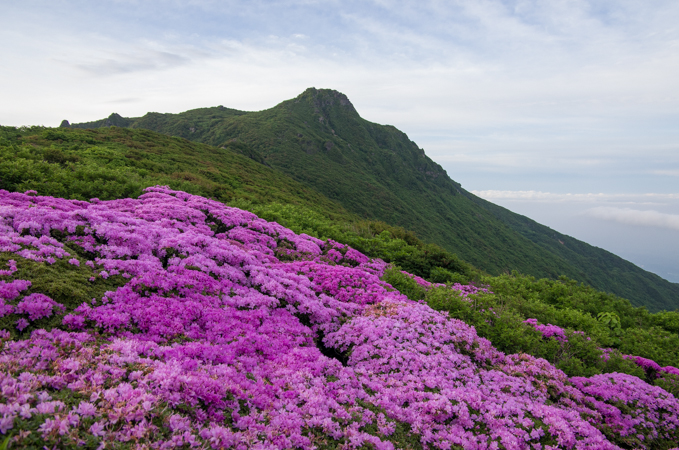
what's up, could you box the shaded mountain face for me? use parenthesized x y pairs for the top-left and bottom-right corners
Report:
(64, 88), (679, 311)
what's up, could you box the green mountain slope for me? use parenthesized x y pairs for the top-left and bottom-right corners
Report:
(0, 125), (353, 220)
(62, 88), (679, 311)
(466, 194), (678, 309)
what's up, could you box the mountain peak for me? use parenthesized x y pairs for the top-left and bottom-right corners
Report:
(292, 87), (358, 117)
(61, 112), (134, 129)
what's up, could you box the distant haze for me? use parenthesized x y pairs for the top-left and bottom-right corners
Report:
(471, 191), (679, 282)
(1, 1), (678, 282)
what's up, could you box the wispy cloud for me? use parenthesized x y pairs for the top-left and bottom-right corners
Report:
(68, 49), (191, 76)
(472, 190), (679, 204)
(584, 207), (679, 231)
(651, 170), (679, 177)
(105, 97), (142, 104)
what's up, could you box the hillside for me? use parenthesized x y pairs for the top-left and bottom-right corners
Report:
(63, 88), (679, 311)
(0, 125), (352, 220)
(2, 186), (679, 449)
(0, 125), (477, 287)
(3, 125), (679, 448)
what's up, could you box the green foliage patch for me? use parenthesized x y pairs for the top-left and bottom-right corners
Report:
(0, 126), (352, 219)
(0, 253), (126, 339)
(425, 271), (679, 391)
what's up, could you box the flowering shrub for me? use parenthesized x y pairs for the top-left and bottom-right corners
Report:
(16, 293), (64, 322)
(571, 373), (679, 449)
(1, 186), (679, 449)
(524, 318), (568, 343)
(0, 279), (31, 318)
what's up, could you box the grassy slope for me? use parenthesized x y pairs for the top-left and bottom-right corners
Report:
(61, 90), (679, 311)
(0, 125), (353, 222)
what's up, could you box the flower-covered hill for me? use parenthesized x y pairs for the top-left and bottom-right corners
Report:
(1, 187), (678, 450)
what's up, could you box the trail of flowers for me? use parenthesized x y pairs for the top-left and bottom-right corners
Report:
(0, 186), (678, 449)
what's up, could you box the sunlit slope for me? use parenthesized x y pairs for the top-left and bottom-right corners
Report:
(63, 88), (679, 310)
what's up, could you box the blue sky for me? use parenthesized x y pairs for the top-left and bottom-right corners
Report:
(2, 0), (678, 281)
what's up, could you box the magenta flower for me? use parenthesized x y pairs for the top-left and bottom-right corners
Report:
(89, 421), (106, 437)
(15, 318), (29, 331)
(16, 293), (65, 321)
(524, 318), (568, 342)
(0, 186), (676, 449)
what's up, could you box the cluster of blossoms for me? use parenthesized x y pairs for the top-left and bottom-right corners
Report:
(527, 320), (679, 380)
(523, 318), (568, 343)
(401, 270), (490, 298)
(523, 318), (592, 344)
(621, 355), (679, 378)
(599, 346), (679, 380)
(0, 186), (678, 449)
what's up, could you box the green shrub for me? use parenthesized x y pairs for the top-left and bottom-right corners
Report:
(381, 266), (427, 301)
(650, 310), (679, 334)
(655, 373), (679, 398)
(617, 326), (679, 368)
(429, 266), (469, 284)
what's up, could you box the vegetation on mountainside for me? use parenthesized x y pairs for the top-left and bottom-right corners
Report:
(466, 193), (679, 312)
(373, 267), (679, 398)
(0, 125), (480, 284)
(2, 124), (679, 369)
(0, 126), (350, 219)
(4, 120), (679, 447)
(2, 187), (679, 449)
(62, 88), (679, 311)
(245, 201), (679, 393)
(426, 276), (679, 387)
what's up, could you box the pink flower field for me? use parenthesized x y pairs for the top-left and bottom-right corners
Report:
(0, 186), (678, 449)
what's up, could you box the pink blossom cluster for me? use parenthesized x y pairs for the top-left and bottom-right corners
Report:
(523, 318), (568, 343)
(0, 260), (17, 276)
(400, 271), (490, 298)
(571, 373), (679, 448)
(401, 270), (435, 288)
(450, 282), (490, 297)
(0, 279), (32, 319)
(598, 348), (679, 378)
(323, 240), (369, 266)
(1, 186), (678, 449)
(325, 301), (619, 449)
(620, 354), (679, 377)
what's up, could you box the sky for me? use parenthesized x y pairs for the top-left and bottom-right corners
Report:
(1, 0), (678, 282)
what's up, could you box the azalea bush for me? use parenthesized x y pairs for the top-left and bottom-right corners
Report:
(1, 186), (679, 449)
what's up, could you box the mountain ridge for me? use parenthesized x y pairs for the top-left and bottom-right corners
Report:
(62, 87), (679, 311)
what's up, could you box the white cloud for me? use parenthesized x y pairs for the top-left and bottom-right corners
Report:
(471, 191), (679, 203)
(105, 97), (142, 104)
(67, 49), (192, 76)
(652, 170), (679, 177)
(584, 207), (679, 231)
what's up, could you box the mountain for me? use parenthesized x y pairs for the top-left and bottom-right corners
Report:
(62, 88), (679, 311)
